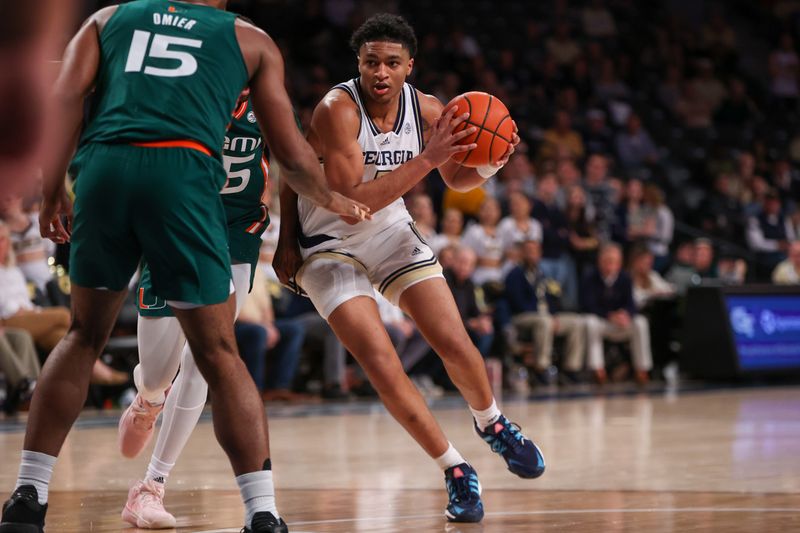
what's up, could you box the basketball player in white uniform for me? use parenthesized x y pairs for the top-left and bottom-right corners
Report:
(275, 14), (545, 523)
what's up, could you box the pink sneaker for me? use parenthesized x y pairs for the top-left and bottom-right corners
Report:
(121, 479), (176, 529)
(118, 393), (165, 458)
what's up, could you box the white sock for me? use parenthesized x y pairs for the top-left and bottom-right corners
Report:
(236, 470), (278, 527)
(145, 459), (171, 485)
(470, 398), (502, 430)
(16, 450), (56, 505)
(434, 442), (466, 470)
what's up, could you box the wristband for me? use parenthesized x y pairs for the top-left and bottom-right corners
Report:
(477, 162), (503, 179)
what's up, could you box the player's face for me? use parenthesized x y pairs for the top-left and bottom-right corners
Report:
(357, 42), (413, 104)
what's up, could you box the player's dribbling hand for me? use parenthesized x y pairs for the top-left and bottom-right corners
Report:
(325, 191), (372, 222)
(39, 187), (72, 244)
(494, 120), (520, 167)
(420, 103), (478, 168)
(273, 236), (304, 287)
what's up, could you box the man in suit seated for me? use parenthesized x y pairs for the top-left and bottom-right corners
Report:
(504, 240), (585, 384)
(581, 243), (652, 384)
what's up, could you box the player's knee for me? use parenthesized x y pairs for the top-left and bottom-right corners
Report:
(358, 349), (403, 385)
(189, 332), (238, 365)
(433, 330), (475, 361)
(66, 318), (110, 353)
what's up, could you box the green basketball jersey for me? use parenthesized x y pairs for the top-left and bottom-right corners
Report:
(223, 97), (269, 264)
(79, 0), (248, 158)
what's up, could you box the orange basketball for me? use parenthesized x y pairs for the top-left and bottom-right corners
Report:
(447, 91), (514, 168)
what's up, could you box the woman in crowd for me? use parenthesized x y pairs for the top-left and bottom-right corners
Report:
(565, 185), (599, 276)
(642, 183), (674, 272)
(429, 208), (464, 254)
(0, 222), (126, 385)
(462, 197), (507, 286)
(0, 192), (54, 291)
(628, 244), (675, 310)
(615, 178), (655, 245)
(497, 192), (544, 257)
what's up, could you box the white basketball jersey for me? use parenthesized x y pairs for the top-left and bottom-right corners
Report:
(297, 78), (424, 248)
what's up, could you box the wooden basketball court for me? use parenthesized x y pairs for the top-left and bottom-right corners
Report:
(1, 386), (798, 532)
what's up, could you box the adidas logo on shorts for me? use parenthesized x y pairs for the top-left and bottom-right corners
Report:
(411, 247), (423, 256)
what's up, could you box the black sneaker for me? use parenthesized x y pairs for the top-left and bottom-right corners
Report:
(241, 511), (288, 533)
(0, 485), (47, 533)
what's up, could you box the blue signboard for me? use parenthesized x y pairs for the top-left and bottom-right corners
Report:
(724, 294), (800, 371)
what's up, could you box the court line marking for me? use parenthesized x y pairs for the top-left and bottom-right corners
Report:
(193, 507), (800, 532)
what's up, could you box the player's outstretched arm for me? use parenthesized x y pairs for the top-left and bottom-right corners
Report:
(310, 91), (477, 214)
(39, 7), (115, 243)
(421, 92), (520, 192)
(237, 22), (369, 221)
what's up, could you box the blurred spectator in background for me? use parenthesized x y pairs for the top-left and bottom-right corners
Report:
(666, 240), (698, 295)
(714, 78), (758, 128)
(565, 185), (599, 276)
(643, 183), (674, 271)
(693, 238), (719, 280)
(0, 221), (125, 385)
(583, 108), (614, 156)
(742, 175), (770, 217)
(0, 221), (66, 353)
(675, 82), (713, 130)
(236, 266), (307, 401)
(581, 0), (617, 39)
(462, 197), (506, 286)
(532, 173), (576, 308)
(0, 192), (55, 291)
(772, 159), (800, 211)
(429, 208), (464, 254)
(615, 178), (654, 245)
(690, 59), (727, 114)
(702, 11), (737, 62)
(408, 194), (437, 242)
(539, 110), (585, 161)
(594, 59), (632, 105)
(717, 250), (748, 285)
(583, 154), (617, 240)
(746, 190), (795, 274)
(437, 244), (457, 271)
(658, 64), (684, 115)
(769, 33), (799, 108)
(444, 247), (494, 358)
(505, 240), (585, 384)
(546, 21), (582, 67)
(555, 158), (582, 207)
(0, 328), (39, 414)
(283, 295), (348, 399)
(730, 151), (757, 205)
(374, 292), (436, 395)
(490, 151), (536, 203)
(570, 58), (594, 102)
(628, 244), (675, 310)
(700, 174), (744, 244)
(497, 191), (542, 262)
(615, 114), (660, 174)
(582, 243), (652, 385)
(772, 241), (800, 284)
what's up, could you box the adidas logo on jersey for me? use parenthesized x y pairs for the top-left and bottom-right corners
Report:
(380, 136), (391, 146)
(411, 247), (423, 256)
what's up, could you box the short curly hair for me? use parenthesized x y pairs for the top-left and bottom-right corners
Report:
(349, 13), (417, 57)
